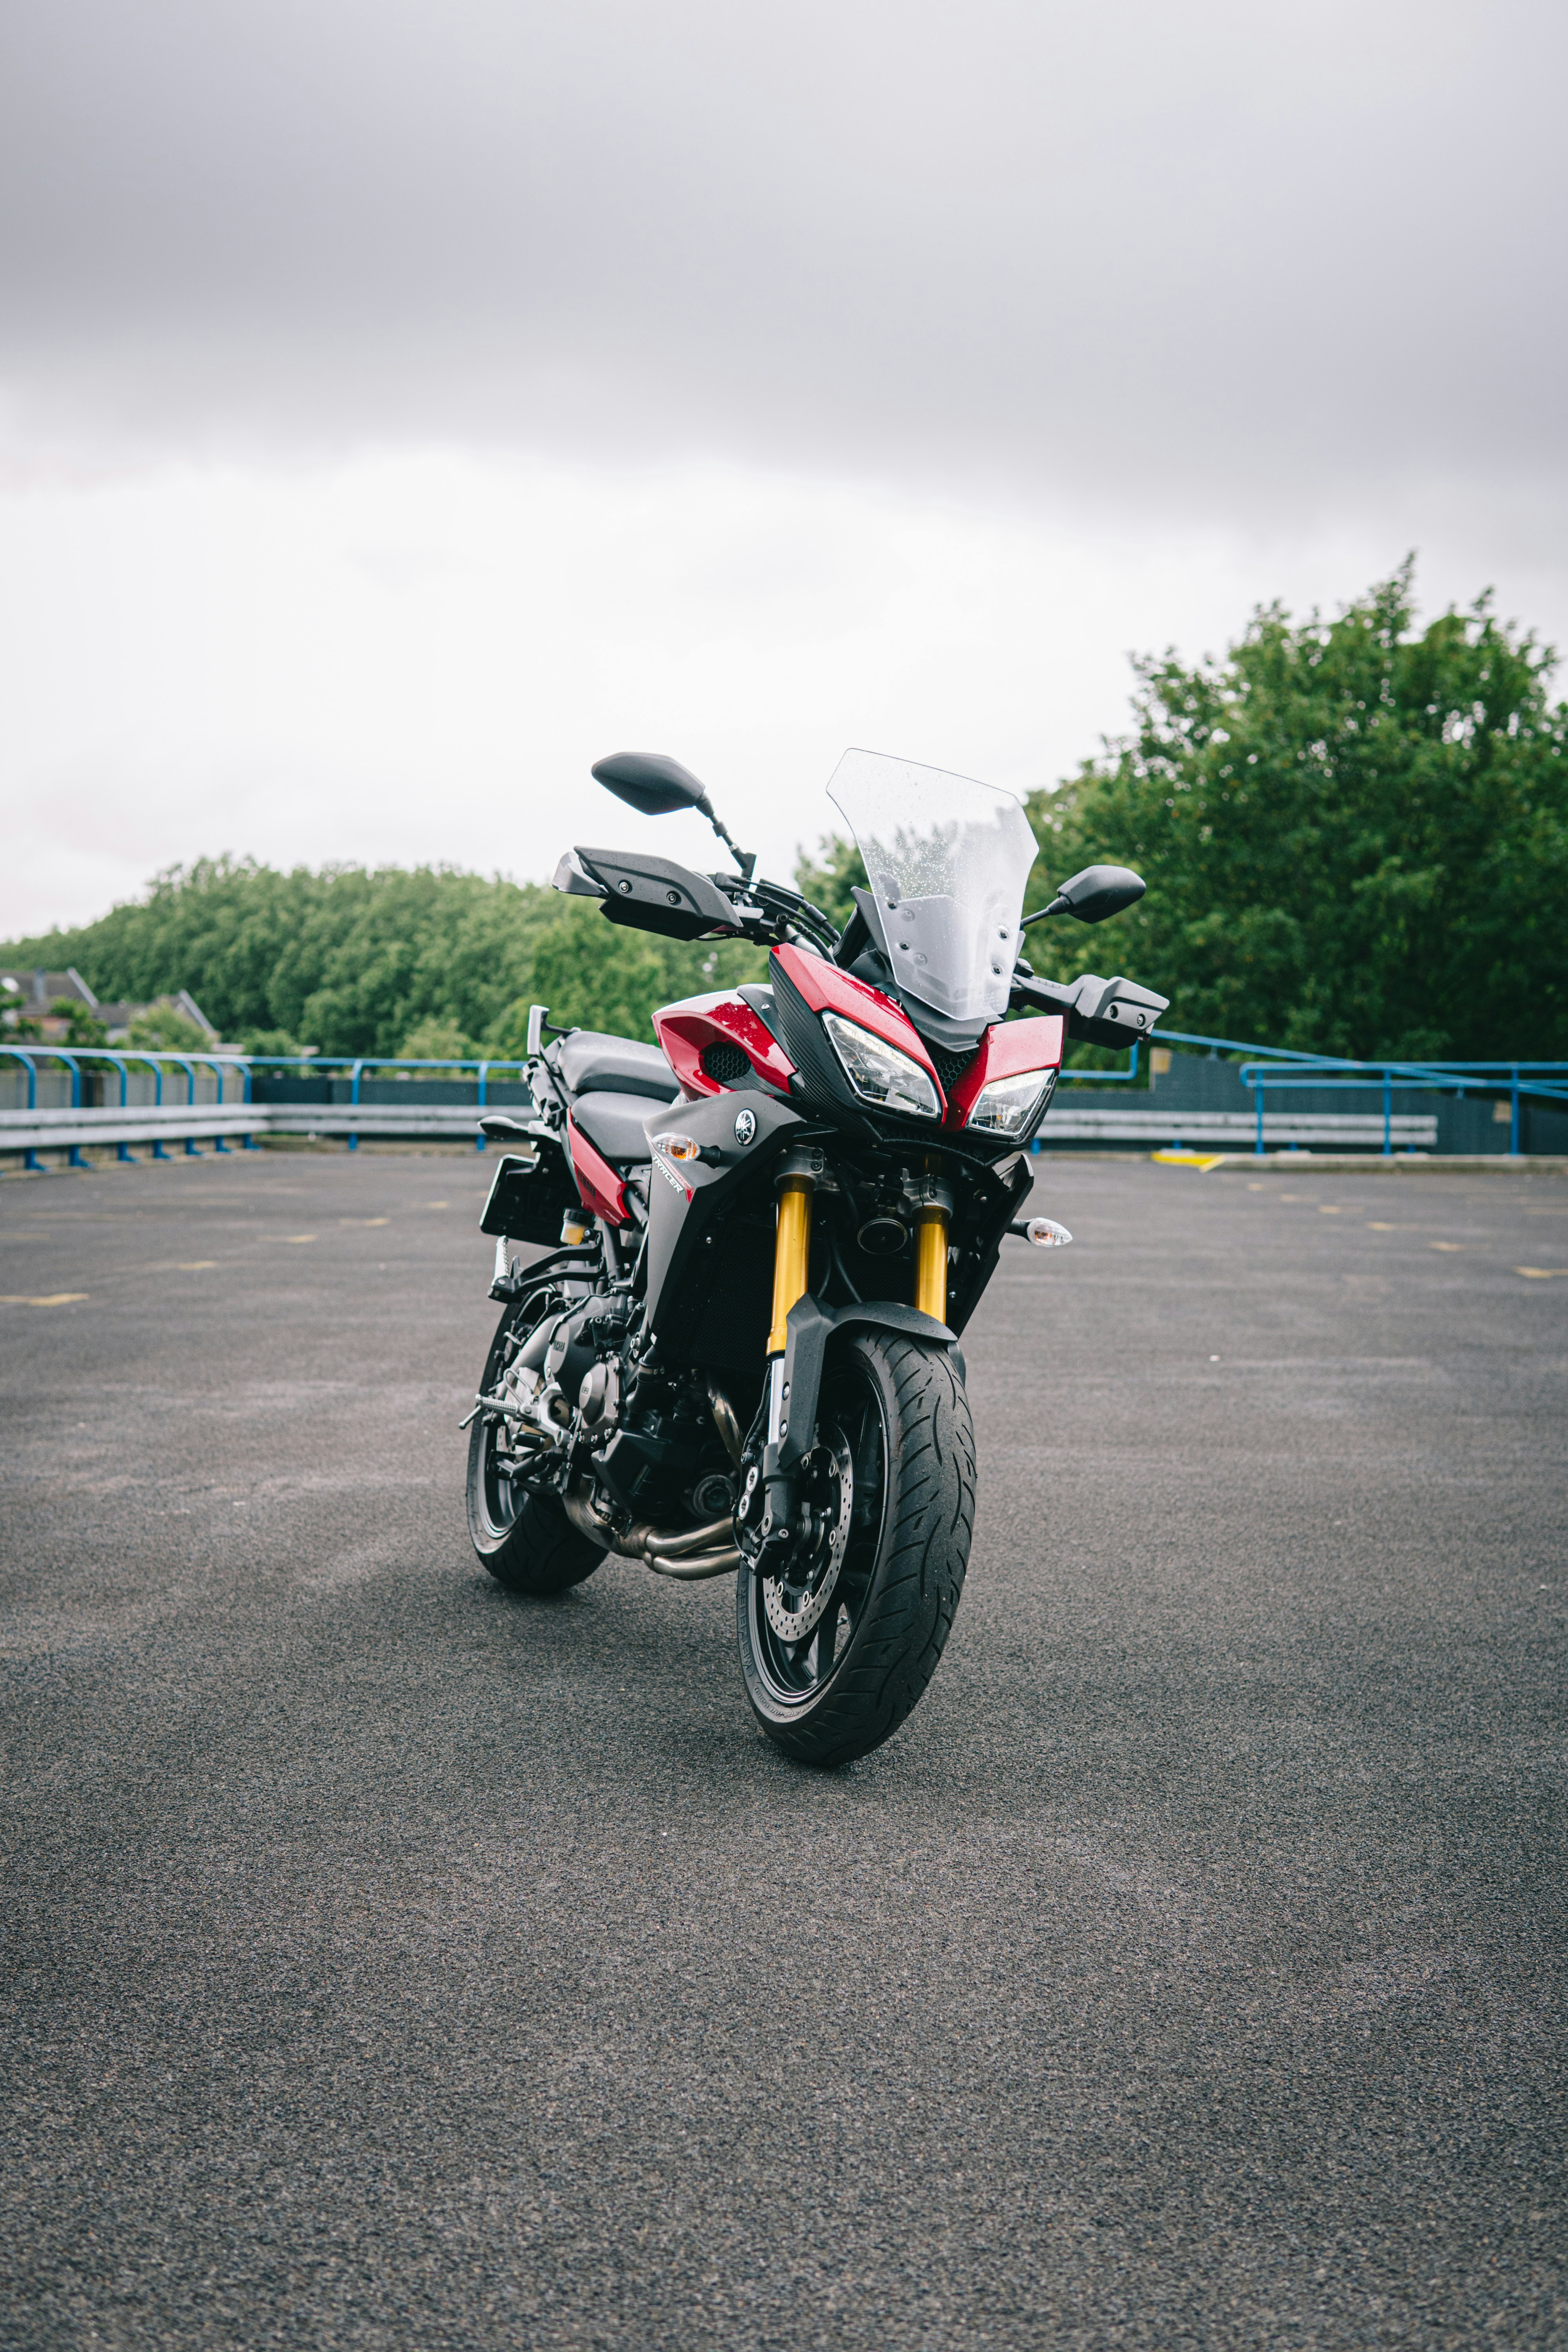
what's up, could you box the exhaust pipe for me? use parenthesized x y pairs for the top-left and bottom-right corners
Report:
(643, 1546), (743, 1581)
(707, 1381), (744, 1467)
(563, 1486), (741, 1580)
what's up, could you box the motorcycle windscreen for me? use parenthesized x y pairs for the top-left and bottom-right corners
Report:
(827, 749), (1039, 1027)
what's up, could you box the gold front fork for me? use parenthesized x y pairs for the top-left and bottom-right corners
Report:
(768, 1152), (949, 1350)
(913, 1162), (953, 1326)
(767, 1170), (815, 1356)
(914, 1203), (950, 1324)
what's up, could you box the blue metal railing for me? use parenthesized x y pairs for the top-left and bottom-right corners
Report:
(11, 1035), (1567, 1166)
(1, 1048), (532, 1164)
(1057, 1040), (1142, 1085)
(1132, 1031), (1568, 1157)
(1232, 1056), (1568, 1157)
(1054, 1025), (1341, 1089)
(242, 1054), (531, 1151)
(0, 1044), (249, 1169)
(1034, 1026), (1568, 1156)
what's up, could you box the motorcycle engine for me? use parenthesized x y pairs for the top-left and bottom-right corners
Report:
(541, 1295), (631, 1444)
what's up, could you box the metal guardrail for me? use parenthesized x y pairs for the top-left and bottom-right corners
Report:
(1026, 1029), (1568, 1153)
(1040, 1104), (1439, 1150)
(1046, 1027), (1568, 1154)
(243, 1053), (532, 1145)
(0, 1048), (531, 1169)
(5, 1036), (1567, 1167)
(0, 1045), (250, 1168)
(1229, 1055), (1568, 1157)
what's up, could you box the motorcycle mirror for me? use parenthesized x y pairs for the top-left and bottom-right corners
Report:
(591, 750), (709, 817)
(1021, 863), (1146, 928)
(590, 750), (756, 881)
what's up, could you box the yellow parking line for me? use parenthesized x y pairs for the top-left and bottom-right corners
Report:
(1517, 1267), (1568, 1279)
(1431, 1241), (1464, 1252)
(283, 1234), (317, 1244)
(0, 1292), (89, 1305)
(1151, 1151), (1224, 1171)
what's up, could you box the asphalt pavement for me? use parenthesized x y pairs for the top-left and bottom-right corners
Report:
(2, 1147), (1565, 2349)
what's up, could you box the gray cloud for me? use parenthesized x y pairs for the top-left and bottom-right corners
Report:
(1, 0), (1563, 533)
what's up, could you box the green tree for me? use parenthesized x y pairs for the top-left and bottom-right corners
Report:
(4, 857), (766, 1060)
(5, 860), (575, 1056)
(397, 1014), (481, 1062)
(125, 1002), (210, 1053)
(794, 833), (866, 930)
(487, 902), (766, 1055)
(1022, 564), (1568, 1061)
(52, 997), (109, 1048)
(15, 565), (1557, 1069)
(238, 1027), (303, 1058)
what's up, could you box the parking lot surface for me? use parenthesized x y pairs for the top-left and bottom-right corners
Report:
(2, 1149), (1564, 2349)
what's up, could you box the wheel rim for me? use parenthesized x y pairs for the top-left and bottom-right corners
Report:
(749, 1357), (889, 1706)
(474, 1294), (554, 1543)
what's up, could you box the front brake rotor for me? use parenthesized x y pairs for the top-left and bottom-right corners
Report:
(762, 1431), (855, 1642)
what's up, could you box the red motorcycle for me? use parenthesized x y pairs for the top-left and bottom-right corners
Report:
(467, 749), (1164, 1764)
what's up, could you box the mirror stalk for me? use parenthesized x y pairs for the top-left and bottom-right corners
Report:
(1022, 864), (1146, 927)
(591, 750), (755, 882)
(1020, 895), (1072, 929)
(697, 796), (756, 883)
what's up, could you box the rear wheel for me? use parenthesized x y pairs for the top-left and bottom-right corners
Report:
(466, 1299), (604, 1594)
(736, 1332), (974, 1766)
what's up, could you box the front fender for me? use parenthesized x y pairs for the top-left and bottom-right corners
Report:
(777, 1295), (965, 1472)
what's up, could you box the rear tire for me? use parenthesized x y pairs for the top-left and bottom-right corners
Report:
(736, 1332), (974, 1766)
(466, 1300), (604, 1594)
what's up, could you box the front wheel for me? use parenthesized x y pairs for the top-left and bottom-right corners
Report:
(736, 1332), (975, 1766)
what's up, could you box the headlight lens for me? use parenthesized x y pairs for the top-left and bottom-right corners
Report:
(967, 1067), (1055, 1135)
(822, 1013), (941, 1119)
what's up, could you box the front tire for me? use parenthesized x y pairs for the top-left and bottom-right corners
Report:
(736, 1332), (975, 1766)
(466, 1300), (604, 1594)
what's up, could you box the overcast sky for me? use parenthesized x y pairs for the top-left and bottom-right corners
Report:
(2, 0), (1564, 936)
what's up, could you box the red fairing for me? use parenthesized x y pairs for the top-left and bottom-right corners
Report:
(566, 1112), (630, 1225)
(771, 943), (944, 1098)
(653, 991), (796, 1100)
(944, 1014), (1065, 1129)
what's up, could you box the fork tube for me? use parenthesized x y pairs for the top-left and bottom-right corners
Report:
(767, 1172), (815, 1357)
(915, 1200), (950, 1324)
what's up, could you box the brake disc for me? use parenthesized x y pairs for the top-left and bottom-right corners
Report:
(762, 1431), (855, 1642)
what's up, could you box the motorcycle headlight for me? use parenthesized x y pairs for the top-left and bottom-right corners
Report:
(821, 1013), (941, 1119)
(966, 1067), (1056, 1136)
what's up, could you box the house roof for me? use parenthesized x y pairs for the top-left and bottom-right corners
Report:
(0, 972), (218, 1039)
(0, 967), (97, 1007)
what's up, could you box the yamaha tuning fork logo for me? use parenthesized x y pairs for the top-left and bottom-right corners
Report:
(733, 1108), (757, 1146)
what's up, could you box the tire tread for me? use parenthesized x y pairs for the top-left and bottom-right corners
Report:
(738, 1332), (975, 1766)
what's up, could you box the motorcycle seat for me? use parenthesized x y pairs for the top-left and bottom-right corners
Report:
(570, 1089), (660, 1165)
(557, 1029), (679, 1102)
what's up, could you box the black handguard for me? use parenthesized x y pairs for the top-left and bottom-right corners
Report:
(567, 847), (740, 942)
(1013, 970), (1169, 1051)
